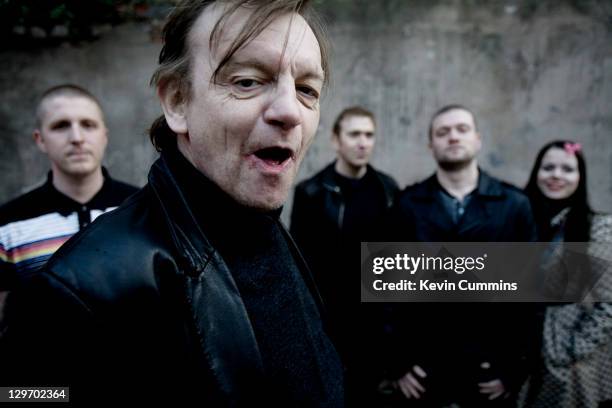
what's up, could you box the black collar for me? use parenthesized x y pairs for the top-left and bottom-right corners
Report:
(413, 169), (504, 200)
(43, 167), (114, 216)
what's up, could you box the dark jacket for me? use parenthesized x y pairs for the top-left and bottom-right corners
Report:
(290, 163), (398, 314)
(291, 163), (398, 242)
(1, 154), (340, 406)
(289, 163), (399, 401)
(392, 171), (537, 242)
(387, 171), (538, 401)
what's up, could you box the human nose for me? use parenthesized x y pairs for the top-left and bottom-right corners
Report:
(263, 80), (302, 131)
(69, 123), (85, 144)
(551, 167), (563, 178)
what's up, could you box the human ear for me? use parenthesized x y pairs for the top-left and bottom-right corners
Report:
(33, 130), (47, 153)
(158, 79), (188, 135)
(331, 133), (341, 152)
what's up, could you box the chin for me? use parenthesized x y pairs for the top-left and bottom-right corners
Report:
(236, 190), (287, 212)
(65, 165), (99, 178)
(543, 191), (570, 200)
(247, 198), (285, 212)
(438, 158), (473, 171)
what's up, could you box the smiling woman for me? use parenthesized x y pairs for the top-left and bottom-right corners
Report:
(523, 140), (612, 408)
(536, 146), (581, 200)
(525, 140), (591, 242)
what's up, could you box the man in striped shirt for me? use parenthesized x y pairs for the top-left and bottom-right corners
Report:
(0, 84), (138, 327)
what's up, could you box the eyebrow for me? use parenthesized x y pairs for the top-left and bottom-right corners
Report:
(437, 122), (471, 129)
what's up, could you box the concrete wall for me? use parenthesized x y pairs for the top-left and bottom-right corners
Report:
(0, 22), (161, 199)
(1, 0), (611, 226)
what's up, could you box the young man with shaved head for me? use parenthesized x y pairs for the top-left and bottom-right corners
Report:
(0, 85), (137, 335)
(2, 1), (342, 406)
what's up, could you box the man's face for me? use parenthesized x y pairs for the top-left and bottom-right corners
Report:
(429, 108), (481, 168)
(333, 115), (375, 170)
(34, 96), (108, 180)
(169, 6), (324, 211)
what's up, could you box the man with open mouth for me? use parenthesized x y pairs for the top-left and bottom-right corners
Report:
(1, 1), (343, 406)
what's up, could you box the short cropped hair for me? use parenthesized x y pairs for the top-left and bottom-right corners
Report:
(332, 106), (375, 136)
(428, 104), (477, 139)
(149, 0), (330, 152)
(36, 84), (103, 127)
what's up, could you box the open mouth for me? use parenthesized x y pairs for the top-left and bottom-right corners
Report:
(254, 147), (293, 166)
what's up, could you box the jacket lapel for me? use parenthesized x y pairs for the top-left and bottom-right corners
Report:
(149, 157), (264, 403)
(413, 175), (455, 237)
(456, 171), (502, 237)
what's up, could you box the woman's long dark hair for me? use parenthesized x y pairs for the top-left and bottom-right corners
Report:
(524, 140), (593, 242)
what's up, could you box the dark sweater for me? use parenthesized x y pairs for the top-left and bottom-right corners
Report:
(166, 147), (344, 407)
(334, 168), (389, 241)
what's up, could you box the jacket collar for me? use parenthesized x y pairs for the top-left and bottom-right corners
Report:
(44, 167), (116, 216)
(320, 162), (342, 193)
(148, 155), (212, 274)
(319, 161), (396, 206)
(412, 168), (504, 201)
(147, 152), (265, 401)
(410, 169), (505, 237)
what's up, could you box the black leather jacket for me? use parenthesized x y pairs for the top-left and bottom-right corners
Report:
(291, 163), (398, 234)
(2, 154), (327, 405)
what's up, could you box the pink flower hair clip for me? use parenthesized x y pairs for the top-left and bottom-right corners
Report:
(564, 142), (582, 155)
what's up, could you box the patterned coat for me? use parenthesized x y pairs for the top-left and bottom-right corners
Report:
(523, 213), (612, 408)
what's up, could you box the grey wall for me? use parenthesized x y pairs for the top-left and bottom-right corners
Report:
(0, 23), (160, 198)
(1, 0), (611, 226)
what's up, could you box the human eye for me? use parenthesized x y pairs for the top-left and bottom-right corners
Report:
(227, 75), (265, 99)
(435, 128), (449, 137)
(50, 120), (70, 131)
(233, 77), (263, 91)
(457, 124), (470, 133)
(296, 84), (319, 99)
(235, 78), (259, 89)
(541, 164), (555, 172)
(562, 165), (576, 173)
(81, 120), (98, 130)
(296, 83), (320, 108)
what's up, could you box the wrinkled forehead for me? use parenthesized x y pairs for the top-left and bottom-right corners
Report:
(186, 3), (322, 77)
(433, 109), (475, 129)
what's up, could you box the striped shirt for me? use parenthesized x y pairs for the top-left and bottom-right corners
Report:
(0, 169), (138, 290)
